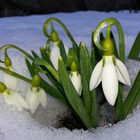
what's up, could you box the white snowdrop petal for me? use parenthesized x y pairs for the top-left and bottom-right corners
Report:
(116, 67), (127, 85)
(26, 89), (32, 104)
(3, 90), (27, 111)
(3, 74), (17, 89)
(94, 76), (102, 88)
(28, 91), (40, 114)
(102, 57), (118, 106)
(39, 89), (47, 108)
(50, 45), (60, 70)
(11, 91), (29, 109)
(116, 58), (131, 85)
(89, 59), (102, 90)
(70, 72), (82, 96)
(3, 92), (17, 105)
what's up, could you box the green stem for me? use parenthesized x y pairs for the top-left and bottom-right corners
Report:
(93, 18), (125, 62)
(0, 44), (34, 61)
(43, 17), (79, 53)
(0, 66), (31, 83)
(106, 24), (113, 39)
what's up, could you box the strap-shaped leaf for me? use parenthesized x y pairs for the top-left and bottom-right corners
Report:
(128, 32), (140, 61)
(115, 83), (124, 120)
(58, 57), (92, 128)
(59, 40), (67, 64)
(91, 47), (97, 69)
(90, 90), (99, 127)
(31, 50), (40, 59)
(40, 47), (52, 65)
(110, 31), (119, 57)
(25, 58), (36, 76)
(79, 42), (91, 112)
(67, 48), (79, 68)
(79, 43), (99, 127)
(122, 71), (140, 119)
(25, 58), (66, 103)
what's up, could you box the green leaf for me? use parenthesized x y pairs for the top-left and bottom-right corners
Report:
(90, 90), (99, 127)
(25, 58), (36, 76)
(115, 83), (124, 121)
(67, 48), (79, 69)
(122, 71), (140, 119)
(79, 42), (91, 112)
(128, 32), (140, 61)
(110, 31), (119, 57)
(91, 47), (97, 69)
(31, 50), (40, 59)
(40, 47), (52, 65)
(59, 40), (67, 64)
(58, 57), (92, 128)
(90, 40), (99, 127)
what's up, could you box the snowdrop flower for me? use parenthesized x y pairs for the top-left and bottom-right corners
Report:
(50, 29), (68, 70)
(69, 71), (82, 96)
(69, 61), (82, 96)
(26, 75), (47, 114)
(90, 38), (131, 106)
(0, 82), (29, 111)
(50, 28), (60, 70)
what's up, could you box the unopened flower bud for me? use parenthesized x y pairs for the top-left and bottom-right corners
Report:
(70, 61), (78, 71)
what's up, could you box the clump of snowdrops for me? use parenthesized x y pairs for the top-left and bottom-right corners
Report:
(0, 17), (140, 129)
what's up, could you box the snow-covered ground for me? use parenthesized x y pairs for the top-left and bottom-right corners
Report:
(0, 11), (140, 140)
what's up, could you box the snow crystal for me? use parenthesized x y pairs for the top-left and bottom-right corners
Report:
(0, 11), (140, 140)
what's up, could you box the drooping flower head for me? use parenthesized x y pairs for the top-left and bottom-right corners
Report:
(90, 34), (131, 106)
(50, 28), (68, 70)
(26, 75), (47, 114)
(50, 28), (61, 70)
(0, 82), (29, 111)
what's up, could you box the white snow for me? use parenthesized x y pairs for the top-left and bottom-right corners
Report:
(0, 11), (140, 140)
